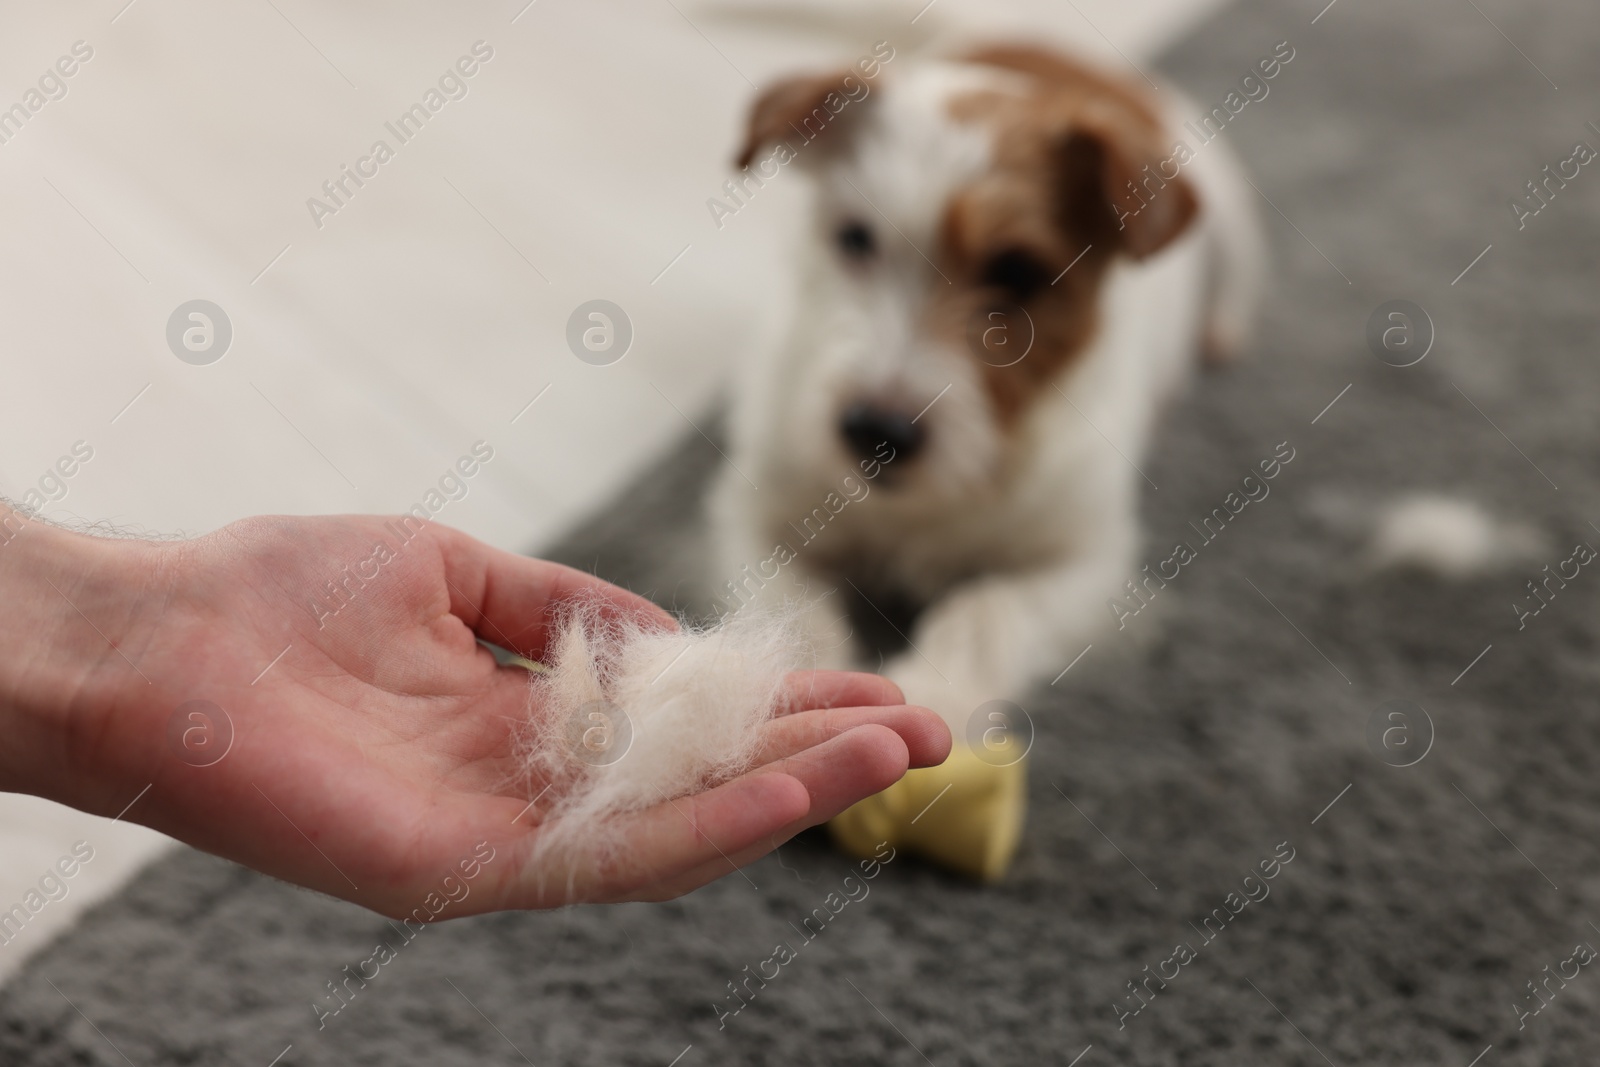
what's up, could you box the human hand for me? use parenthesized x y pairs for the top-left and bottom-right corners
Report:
(0, 510), (950, 916)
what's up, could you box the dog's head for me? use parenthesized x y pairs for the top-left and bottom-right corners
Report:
(737, 46), (1198, 499)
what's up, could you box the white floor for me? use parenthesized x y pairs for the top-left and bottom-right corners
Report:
(0, 0), (1222, 985)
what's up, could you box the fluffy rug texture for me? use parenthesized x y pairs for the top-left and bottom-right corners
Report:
(6, 0), (1600, 1063)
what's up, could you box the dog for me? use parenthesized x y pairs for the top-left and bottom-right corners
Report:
(708, 43), (1264, 735)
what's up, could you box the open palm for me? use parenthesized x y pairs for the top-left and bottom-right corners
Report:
(53, 514), (948, 917)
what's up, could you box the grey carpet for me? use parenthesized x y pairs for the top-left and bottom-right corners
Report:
(8, 0), (1600, 1063)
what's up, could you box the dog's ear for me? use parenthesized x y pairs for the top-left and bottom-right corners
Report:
(962, 45), (1198, 259)
(1056, 110), (1196, 259)
(1056, 110), (1199, 260)
(736, 69), (867, 169)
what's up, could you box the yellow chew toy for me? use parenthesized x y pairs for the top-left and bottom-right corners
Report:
(828, 740), (1027, 882)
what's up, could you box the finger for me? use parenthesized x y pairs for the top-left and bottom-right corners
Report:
(778, 670), (904, 715)
(431, 524), (675, 661)
(622, 822), (800, 903)
(636, 823), (822, 902)
(580, 724), (909, 904)
(747, 722), (910, 825)
(501, 771), (813, 907)
(754, 704), (951, 769)
(635, 724), (913, 899)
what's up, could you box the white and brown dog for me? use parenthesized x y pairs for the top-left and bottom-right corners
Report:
(709, 44), (1263, 733)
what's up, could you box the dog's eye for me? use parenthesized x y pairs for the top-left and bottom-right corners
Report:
(980, 249), (1052, 301)
(835, 220), (876, 260)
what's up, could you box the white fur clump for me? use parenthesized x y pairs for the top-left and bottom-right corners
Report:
(1366, 494), (1542, 577)
(518, 602), (807, 852)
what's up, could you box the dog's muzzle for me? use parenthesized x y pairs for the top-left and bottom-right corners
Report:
(839, 402), (924, 463)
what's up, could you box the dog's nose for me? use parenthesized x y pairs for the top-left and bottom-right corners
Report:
(839, 403), (924, 462)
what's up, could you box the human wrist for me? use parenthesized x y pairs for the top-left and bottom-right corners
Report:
(0, 505), (169, 799)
